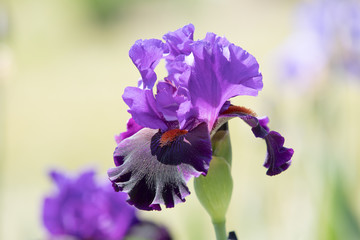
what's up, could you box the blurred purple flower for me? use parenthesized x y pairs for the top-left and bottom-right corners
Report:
(276, 0), (360, 85)
(108, 24), (294, 211)
(42, 169), (137, 240)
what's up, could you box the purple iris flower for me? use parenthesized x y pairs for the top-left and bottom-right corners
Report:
(42, 169), (138, 240)
(108, 24), (294, 211)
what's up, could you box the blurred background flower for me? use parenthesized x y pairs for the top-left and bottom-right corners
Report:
(273, 0), (360, 91)
(1, 0), (360, 239)
(43, 168), (171, 240)
(43, 169), (137, 240)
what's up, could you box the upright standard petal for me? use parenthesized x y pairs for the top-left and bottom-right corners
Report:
(165, 55), (192, 87)
(129, 39), (169, 89)
(188, 34), (263, 129)
(155, 81), (187, 121)
(123, 87), (168, 130)
(163, 23), (195, 59)
(217, 105), (294, 176)
(108, 125), (212, 210)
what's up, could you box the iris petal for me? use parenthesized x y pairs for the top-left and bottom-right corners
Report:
(216, 109), (294, 176)
(263, 131), (294, 176)
(163, 23), (195, 59)
(151, 122), (212, 173)
(166, 55), (192, 87)
(108, 127), (211, 210)
(155, 81), (187, 121)
(123, 87), (168, 130)
(129, 39), (169, 89)
(188, 34), (263, 129)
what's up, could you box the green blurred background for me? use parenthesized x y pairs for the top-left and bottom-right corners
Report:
(1, 0), (359, 239)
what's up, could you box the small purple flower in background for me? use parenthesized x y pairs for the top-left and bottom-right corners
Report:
(275, 0), (360, 86)
(43, 169), (137, 239)
(108, 24), (294, 211)
(42, 169), (171, 240)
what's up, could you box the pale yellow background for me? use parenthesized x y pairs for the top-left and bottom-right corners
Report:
(1, 0), (359, 239)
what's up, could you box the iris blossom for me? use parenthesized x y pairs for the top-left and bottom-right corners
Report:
(43, 169), (138, 239)
(108, 24), (294, 211)
(43, 169), (172, 240)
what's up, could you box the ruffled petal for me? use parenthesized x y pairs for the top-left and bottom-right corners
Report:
(216, 106), (294, 176)
(177, 100), (200, 130)
(263, 131), (294, 176)
(163, 23), (195, 59)
(165, 54), (192, 87)
(115, 118), (144, 144)
(155, 81), (187, 121)
(123, 87), (168, 130)
(129, 39), (169, 89)
(187, 33), (263, 129)
(108, 127), (210, 210)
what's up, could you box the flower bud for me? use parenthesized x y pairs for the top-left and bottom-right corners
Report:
(194, 156), (233, 223)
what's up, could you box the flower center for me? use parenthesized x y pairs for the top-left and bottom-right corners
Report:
(159, 129), (188, 147)
(222, 105), (257, 117)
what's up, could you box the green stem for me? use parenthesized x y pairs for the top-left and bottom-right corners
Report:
(213, 221), (227, 240)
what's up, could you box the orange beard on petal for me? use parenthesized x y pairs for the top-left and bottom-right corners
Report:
(221, 105), (257, 117)
(159, 129), (188, 147)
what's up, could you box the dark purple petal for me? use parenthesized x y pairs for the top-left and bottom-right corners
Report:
(263, 131), (294, 176)
(258, 116), (270, 132)
(163, 23), (195, 59)
(108, 127), (209, 210)
(150, 122), (212, 173)
(115, 118), (144, 144)
(216, 107), (294, 176)
(187, 34), (263, 129)
(245, 121), (293, 176)
(228, 231), (238, 240)
(123, 87), (168, 130)
(219, 101), (231, 113)
(129, 39), (169, 89)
